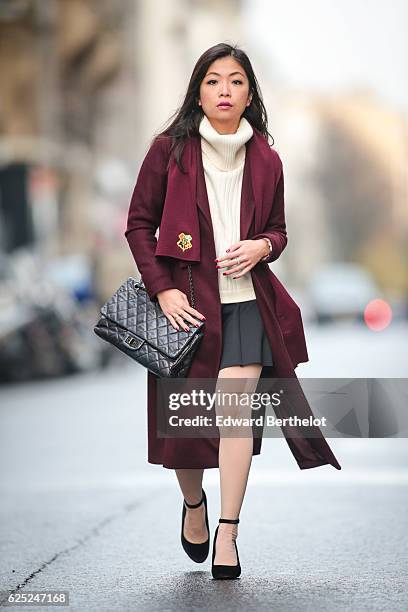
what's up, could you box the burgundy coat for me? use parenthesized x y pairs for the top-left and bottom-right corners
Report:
(125, 127), (341, 471)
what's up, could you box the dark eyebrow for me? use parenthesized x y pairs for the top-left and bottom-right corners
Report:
(205, 71), (245, 77)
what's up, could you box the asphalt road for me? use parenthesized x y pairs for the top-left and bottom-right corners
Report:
(0, 322), (407, 611)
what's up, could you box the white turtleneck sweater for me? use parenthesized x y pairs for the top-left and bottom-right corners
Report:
(199, 114), (257, 303)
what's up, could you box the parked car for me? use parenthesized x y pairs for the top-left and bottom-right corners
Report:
(0, 249), (112, 383)
(307, 262), (380, 324)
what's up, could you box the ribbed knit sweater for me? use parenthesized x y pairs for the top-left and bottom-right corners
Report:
(198, 114), (257, 303)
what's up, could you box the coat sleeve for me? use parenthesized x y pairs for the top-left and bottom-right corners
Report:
(124, 137), (176, 302)
(252, 155), (287, 264)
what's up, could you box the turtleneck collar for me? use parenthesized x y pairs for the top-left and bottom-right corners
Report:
(198, 114), (254, 171)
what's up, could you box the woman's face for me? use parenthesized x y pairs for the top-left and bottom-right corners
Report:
(198, 56), (252, 133)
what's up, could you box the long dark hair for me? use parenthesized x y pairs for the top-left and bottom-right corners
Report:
(152, 42), (274, 173)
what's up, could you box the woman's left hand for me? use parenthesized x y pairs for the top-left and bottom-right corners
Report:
(215, 239), (268, 279)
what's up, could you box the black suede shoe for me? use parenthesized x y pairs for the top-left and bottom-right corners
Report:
(211, 518), (241, 580)
(181, 488), (210, 563)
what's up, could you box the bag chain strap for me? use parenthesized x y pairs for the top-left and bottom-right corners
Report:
(138, 266), (196, 309)
(187, 264), (195, 308)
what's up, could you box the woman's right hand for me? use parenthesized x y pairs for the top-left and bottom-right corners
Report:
(157, 289), (206, 331)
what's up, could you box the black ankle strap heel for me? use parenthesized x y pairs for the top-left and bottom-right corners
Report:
(181, 488), (210, 564)
(211, 516), (241, 580)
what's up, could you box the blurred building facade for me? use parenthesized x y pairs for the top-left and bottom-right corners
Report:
(0, 0), (246, 298)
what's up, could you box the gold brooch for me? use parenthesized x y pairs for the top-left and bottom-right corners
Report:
(177, 232), (193, 252)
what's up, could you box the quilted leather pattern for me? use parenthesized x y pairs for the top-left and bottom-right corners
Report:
(93, 277), (204, 377)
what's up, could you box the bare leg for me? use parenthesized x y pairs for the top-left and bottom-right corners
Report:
(213, 363), (263, 565)
(175, 468), (208, 544)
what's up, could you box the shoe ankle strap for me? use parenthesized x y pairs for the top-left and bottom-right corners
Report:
(184, 489), (204, 509)
(219, 518), (239, 524)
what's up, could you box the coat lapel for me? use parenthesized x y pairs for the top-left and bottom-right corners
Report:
(240, 139), (256, 240)
(246, 131), (268, 236)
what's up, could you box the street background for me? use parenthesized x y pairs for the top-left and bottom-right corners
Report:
(0, 0), (407, 610)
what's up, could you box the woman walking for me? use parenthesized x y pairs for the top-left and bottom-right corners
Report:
(125, 42), (341, 580)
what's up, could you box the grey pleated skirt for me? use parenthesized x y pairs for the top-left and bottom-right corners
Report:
(219, 299), (274, 369)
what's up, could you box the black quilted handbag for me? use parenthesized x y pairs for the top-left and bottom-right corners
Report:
(93, 265), (205, 378)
